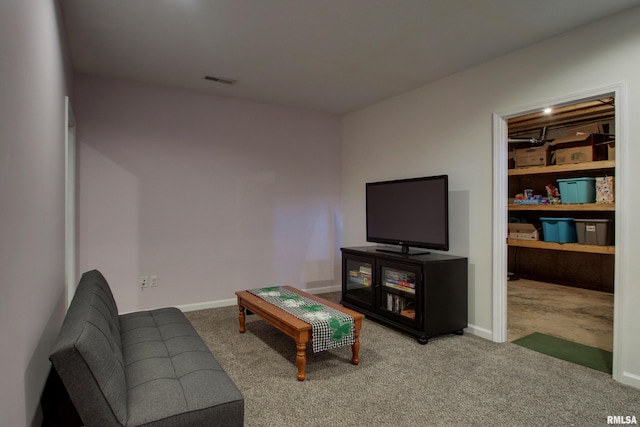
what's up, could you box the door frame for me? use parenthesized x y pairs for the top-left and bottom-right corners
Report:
(492, 82), (628, 382)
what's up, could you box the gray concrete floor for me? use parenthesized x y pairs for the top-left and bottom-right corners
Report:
(507, 278), (614, 351)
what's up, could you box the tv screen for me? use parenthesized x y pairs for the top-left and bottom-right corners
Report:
(366, 175), (449, 254)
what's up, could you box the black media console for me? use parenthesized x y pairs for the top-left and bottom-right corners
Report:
(341, 246), (468, 344)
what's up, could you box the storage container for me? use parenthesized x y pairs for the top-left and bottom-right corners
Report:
(508, 223), (540, 241)
(595, 176), (615, 204)
(540, 217), (577, 243)
(575, 219), (612, 246)
(557, 177), (596, 204)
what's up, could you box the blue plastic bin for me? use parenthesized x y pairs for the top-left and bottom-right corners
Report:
(540, 217), (577, 243)
(557, 177), (596, 204)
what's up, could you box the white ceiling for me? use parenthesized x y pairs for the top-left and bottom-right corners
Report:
(60, 0), (640, 114)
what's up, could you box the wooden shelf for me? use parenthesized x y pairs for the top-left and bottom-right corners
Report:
(508, 203), (615, 211)
(508, 160), (615, 176)
(508, 104), (615, 292)
(508, 238), (614, 254)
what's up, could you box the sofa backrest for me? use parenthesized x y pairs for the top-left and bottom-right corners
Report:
(49, 270), (127, 426)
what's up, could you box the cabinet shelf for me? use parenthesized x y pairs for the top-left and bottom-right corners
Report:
(508, 160), (615, 176)
(382, 283), (416, 295)
(508, 203), (614, 211)
(508, 238), (614, 254)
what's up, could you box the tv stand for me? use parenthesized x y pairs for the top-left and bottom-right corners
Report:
(341, 246), (468, 344)
(376, 245), (431, 256)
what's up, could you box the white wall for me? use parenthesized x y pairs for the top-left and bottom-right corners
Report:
(342, 6), (640, 387)
(75, 76), (342, 313)
(0, 1), (73, 426)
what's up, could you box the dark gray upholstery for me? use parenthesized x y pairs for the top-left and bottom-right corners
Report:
(50, 270), (244, 426)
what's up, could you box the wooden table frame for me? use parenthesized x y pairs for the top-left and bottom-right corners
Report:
(236, 286), (363, 381)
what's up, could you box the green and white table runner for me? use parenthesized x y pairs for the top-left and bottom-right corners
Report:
(248, 286), (355, 353)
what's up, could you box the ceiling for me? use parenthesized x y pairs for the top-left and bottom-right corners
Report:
(60, 0), (640, 115)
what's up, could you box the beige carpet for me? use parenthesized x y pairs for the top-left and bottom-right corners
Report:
(186, 292), (637, 427)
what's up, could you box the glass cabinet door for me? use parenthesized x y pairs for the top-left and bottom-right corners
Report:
(343, 255), (374, 310)
(378, 262), (421, 328)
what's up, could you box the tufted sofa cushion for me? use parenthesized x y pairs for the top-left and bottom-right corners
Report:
(49, 270), (127, 426)
(50, 270), (244, 426)
(121, 308), (244, 426)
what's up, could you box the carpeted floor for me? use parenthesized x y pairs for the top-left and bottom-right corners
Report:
(185, 293), (640, 427)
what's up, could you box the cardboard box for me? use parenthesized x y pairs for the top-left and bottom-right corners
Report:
(514, 143), (549, 168)
(508, 223), (540, 241)
(555, 146), (593, 165)
(563, 123), (603, 136)
(550, 132), (607, 165)
(605, 140), (615, 160)
(551, 131), (597, 148)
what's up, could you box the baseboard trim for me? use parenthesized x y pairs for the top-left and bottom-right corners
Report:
(178, 285), (342, 313)
(178, 287), (496, 343)
(620, 371), (640, 389)
(178, 298), (238, 312)
(465, 324), (493, 341)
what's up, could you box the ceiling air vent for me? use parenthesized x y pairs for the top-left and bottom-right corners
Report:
(204, 75), (237, 85)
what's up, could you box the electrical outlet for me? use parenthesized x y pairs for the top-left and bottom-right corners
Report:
(140, 276), (149, 288)
(150, 275), (158, 287)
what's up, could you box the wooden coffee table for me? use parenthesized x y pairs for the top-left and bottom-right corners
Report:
(236, 286), (364, 381)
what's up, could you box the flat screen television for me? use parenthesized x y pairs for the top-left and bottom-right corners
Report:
(366, 175), (449, 255)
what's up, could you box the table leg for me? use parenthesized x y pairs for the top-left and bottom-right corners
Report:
(351, 321), (361, 365)
(238, 303), (246, 333)
(296, 342), (307, 381)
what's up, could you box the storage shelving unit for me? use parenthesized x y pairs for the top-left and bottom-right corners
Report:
(507, 238), (614, 255)
(508, 109), (615, 291)
(508, 160), (615, 176)
(508, 160), (615, 255)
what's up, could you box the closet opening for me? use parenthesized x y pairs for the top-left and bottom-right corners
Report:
(492, 83), (626, 381)
(506, 97), (615, 361)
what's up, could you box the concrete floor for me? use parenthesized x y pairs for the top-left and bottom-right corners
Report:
(507, 279), (614, 352)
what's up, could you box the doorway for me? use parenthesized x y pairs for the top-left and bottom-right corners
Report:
(492, 83), (627, 382)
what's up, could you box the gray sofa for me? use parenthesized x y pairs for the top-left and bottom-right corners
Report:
(49, 270), (244, 426)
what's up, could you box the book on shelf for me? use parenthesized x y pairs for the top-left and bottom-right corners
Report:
(349, 270), (372, 287)
(384, 278), (415, 288)
(387, 294), (405, 313)
(385, 270), (409, 282)
(386, 293), (416, 315)
(384, 282), (416, 293)
(400, 309), (415, 319)
(362, 275), (371, 286)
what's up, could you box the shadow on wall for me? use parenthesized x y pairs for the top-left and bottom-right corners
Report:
(27, 288), (67, 427)
(448, 190), (476, 323)
(448, 190), (470, 257)
(79, 143), (140, 312)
